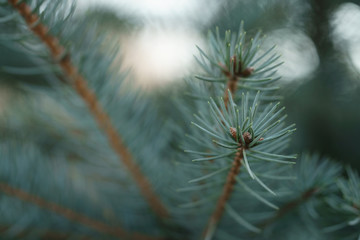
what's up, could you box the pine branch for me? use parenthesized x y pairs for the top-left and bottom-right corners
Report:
(202, 76), (256, 238)
(0, 182), (164, 240)
(258, 187), (319, 229)
(188, 78), (296, 237)
(189, 28), (292, 238)
(252, 154), (344, 239)
(7, 0), (168, 219)
(324, 167), (360, 239)
(203, 146), (243, 240)
(201, 81), (272, 239)
(187, 79), (295, 238)
(195, 24), (281, 101)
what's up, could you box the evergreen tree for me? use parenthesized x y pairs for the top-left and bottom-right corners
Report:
(0, 1), (359, 240)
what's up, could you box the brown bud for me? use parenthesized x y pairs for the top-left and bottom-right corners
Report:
(230, 127), (237, 140)
(243, 132), (252, 145)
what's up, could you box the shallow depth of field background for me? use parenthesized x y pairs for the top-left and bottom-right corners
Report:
(3, 0), (360, 169)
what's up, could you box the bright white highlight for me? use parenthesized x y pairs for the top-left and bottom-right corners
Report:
(121, 28), (203, 88)
(265, 29), (319, 82)
(331, 2), (360, 72)
(76, 0), (216, 88)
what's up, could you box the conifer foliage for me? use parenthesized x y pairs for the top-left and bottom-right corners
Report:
(0, 1), (359, 240)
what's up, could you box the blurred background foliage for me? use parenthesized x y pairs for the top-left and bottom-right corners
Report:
(1, 0), (360, 170)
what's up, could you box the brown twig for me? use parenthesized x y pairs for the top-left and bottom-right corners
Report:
(258, 187), (319, 229)
(202, 146), (243, 240)
(7, 0), (168, 219)
(0, 182), (164, 240)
